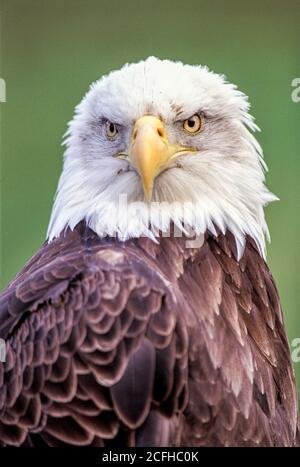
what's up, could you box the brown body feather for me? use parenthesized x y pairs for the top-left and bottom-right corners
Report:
(0, 222), (298, 446)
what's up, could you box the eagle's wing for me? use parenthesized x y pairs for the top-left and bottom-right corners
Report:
(0, 224), (188, 446)
(180, 233), (298, 447)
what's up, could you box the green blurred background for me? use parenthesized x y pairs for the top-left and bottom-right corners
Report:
(0, 0), (299, 390)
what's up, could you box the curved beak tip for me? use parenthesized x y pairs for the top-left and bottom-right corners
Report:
(143, 184), (153, 202)
(129, 115), (190, 202)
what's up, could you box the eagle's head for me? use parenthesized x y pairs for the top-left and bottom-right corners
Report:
(48, 57), (276, 258)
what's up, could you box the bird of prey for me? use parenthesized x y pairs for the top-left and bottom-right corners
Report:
(0, 57), (298, 447)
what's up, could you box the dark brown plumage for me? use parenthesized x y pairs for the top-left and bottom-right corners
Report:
(0, 222), (298, 446)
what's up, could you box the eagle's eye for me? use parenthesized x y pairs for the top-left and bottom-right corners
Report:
(106, 121), (119, 138)
(183, 114), (203, 135)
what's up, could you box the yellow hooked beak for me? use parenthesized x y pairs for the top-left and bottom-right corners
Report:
(127, 116), (193, 201)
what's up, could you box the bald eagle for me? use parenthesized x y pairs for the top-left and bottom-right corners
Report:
(0, 57), (298, 447)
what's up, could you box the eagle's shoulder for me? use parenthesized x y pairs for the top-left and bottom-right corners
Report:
(181, 231), (298, 446)
(0, 223), (188, 446)
(0, 223), (173, 338)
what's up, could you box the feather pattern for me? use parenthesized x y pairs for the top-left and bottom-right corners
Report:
(0, 222), (298, 446)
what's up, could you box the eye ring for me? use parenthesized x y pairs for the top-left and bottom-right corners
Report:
(183, 114), (204, 135)
(106, 121), (118, 138)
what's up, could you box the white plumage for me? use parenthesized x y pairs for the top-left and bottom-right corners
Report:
(48, 57), (276, 258)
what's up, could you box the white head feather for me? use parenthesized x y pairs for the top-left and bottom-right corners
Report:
(47, 57), (277, 259)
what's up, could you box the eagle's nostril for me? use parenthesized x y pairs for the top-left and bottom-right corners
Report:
(157, 127), (164, 138)
(132, 129), (138, 142)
